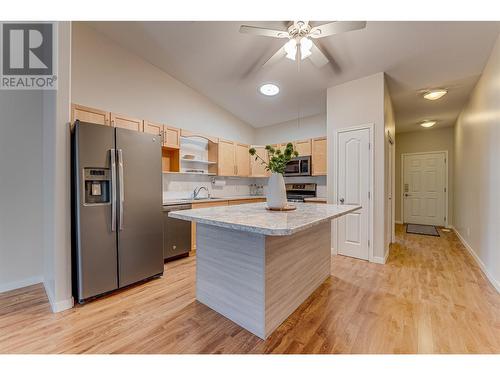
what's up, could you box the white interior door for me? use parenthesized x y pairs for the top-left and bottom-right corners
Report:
(403, 152), (446, 226)
(336, 128), (371, 260)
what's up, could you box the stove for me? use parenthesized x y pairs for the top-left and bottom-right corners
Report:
(285, 183), (317, 202)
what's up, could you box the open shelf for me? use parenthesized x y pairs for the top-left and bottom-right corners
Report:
(181, 159), (217, 165)
(162, 147), (180, 173)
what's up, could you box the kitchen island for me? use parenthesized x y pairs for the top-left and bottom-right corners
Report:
(169, 202), (360, 339)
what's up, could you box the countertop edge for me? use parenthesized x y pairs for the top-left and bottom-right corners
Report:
(169, 204), (361, 236)
(163, 196), (265, 206)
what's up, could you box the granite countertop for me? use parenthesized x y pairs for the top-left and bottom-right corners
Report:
(163, 195), (265, 206)
(169, 202), (361, 236)
(304, 197), (327, 203)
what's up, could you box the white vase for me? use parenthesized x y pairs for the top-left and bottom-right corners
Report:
(266, 172), (287, 209)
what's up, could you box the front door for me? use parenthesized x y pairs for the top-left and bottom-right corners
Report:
(336, 127), (371, 260)
(403, 152), (446, 226)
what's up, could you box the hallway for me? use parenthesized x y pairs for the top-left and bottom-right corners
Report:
(0, 225), (499, 354)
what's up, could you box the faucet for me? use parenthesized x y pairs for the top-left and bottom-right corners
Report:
(193, 186), (209, 200)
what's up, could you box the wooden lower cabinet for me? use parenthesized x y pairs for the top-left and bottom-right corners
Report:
(191, 200), (228, 250)
(228, 198), (266, 205)
(190, 198), (266, 250)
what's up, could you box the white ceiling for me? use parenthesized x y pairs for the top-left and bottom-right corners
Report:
(85, 21), (500, 132)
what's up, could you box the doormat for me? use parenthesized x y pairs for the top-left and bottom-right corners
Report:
(406, 224), (440, 237)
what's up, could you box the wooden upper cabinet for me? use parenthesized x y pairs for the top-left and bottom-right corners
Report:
(143, 121), (163, 136)
(71, 104), (110, 126)
(111, 113), (144, 132)
(312, 137), (327, 176)
(278, 143), (288, 153)
(164, 126), (180, 149)
(250, 145), (269, 177)
(235, 143), (250, 177)
(218, 139), (236, 176)
(294, 139), (312, 156)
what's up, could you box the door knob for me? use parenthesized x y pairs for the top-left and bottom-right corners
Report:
(340, 198), (345, 204)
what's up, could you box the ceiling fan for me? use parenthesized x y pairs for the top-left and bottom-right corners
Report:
(239, 21), (366, 68)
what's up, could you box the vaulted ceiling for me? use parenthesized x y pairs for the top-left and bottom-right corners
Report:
(85, 21), (500, 132)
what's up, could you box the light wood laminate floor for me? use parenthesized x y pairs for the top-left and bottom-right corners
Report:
(1, 225), (499, 354)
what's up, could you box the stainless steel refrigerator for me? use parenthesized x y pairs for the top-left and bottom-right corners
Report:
(72, 121), (163, 303)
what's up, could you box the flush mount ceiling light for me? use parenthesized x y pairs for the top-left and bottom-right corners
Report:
(423, 89), (448, 100)
(420, 120), (437, 128)
(259, 83), (280, 96)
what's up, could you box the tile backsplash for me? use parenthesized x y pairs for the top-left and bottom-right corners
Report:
(163, 174), (255, 201)
(163, 174), (327, 202)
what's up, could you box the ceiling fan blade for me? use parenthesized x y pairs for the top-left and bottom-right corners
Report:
(239, 25), (289, 38)
(309, 21), (366, 38)
(263, 45), (287, 68)
(308, 41), (330, 68)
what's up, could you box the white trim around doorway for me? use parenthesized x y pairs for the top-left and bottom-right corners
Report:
(400, 150), (449, 228)
(332, 123), (375, 262)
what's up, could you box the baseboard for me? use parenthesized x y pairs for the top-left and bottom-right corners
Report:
(43, 281), (74, 313)
(330, 247), (337, 256)
(0, 275), (43, 293)
(371, 256), (386, 264)
(452, 227), (500, 294)
(395, 220), (403, 225)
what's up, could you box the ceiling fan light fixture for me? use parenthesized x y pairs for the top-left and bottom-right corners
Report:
(284, 39), (297, 60)
(299, 37), (313, 59)
(259, 83), (280, 96)
(420, 120), (437, 128)
(423, 89), (448, 100)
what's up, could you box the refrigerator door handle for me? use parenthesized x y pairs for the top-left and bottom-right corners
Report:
(118, 149), (124, 231)
(110, 148), (117, 232)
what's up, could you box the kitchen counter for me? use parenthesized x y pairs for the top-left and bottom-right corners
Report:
(169, 202), (359, 236)
(163, 195), (265, 206)
(304, 197), (327, 203)
(169, 202), (360, 339)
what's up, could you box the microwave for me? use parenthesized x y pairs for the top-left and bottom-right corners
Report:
(284, 156), (311, 176)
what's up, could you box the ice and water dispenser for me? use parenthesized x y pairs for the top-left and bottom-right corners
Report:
(83, 168), (111, 205)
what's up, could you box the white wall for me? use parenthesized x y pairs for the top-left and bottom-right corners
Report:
(0, 91), (44, 292)
(384, 80), (396, 255)
(395, 127), (454, 224)
(71, 23), (255, 144)
(254, 114), (326, 145)
(42, 22), (73, 312)
(453, 35), (500, 292)
(327, 72), (387, 262)
(0, 22), (73, 309)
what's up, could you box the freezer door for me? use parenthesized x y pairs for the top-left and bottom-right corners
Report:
(116, 128), (163, 287)
(74, 122), (118, 301)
